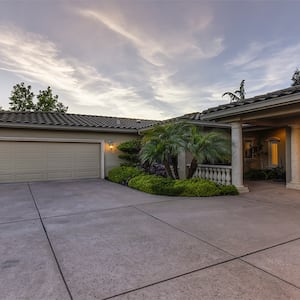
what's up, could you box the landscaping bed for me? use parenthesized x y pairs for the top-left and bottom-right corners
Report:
(108, 166), (238, 197)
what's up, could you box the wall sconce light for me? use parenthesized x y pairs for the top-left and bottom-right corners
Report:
(107, 140), (114, 151)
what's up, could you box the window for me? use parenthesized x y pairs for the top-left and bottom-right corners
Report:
(244, 139), (254, 159)
(270, 141), (279, 167)
(267, 137), (280, 167)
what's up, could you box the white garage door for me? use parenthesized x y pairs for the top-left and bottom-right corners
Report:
(0, 141), (101, 183)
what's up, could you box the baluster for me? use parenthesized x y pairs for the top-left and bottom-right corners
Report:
(201, 167), (204, 179)
(221, 169), (226, 185)
(226, 168), (231, 185)
(216, 168), (221, 184)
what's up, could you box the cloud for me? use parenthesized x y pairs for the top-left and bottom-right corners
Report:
(74, 6), (226, 116)
(226, 41), (275, 67)
(223, 40), (300, 97)
(0, 24), (173, 119)
(78, 8), (224, 67)
(0, 0), (228, 120)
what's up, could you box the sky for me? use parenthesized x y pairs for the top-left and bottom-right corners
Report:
(0, 0), (299, 120)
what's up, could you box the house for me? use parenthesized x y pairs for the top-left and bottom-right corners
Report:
(0, 112), (157, 182)
(1, 85), (300, 192)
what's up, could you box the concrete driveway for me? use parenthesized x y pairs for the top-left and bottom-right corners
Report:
(1, 179), (300, 299)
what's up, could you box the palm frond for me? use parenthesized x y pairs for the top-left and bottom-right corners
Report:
(222, 92), (240, 102)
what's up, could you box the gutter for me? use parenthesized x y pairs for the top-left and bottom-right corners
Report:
(0, 123), (139, 134)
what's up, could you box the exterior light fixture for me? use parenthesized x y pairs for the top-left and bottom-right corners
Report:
(107, 140), (114, 151)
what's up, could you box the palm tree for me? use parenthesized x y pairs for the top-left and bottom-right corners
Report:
(291, 68), (300, 86)
(140, 122), (188, 179)
(222, 80), (245, 103)
(185, 127), (231, 179)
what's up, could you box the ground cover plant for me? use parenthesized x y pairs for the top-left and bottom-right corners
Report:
(108, 166), (238, 196)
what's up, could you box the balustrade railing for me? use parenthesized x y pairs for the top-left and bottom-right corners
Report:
(191, 164), (232, 185)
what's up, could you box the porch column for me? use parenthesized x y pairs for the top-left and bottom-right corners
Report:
(287, 125), (300, 190)
(231, 122), (249, 193)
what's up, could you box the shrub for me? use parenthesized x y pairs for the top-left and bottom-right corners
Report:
(218, 184), (239, 195)
(245, 167), (285, 181)
(108, 166), (144, 185)
(128, 175), (183, 195)
(117, 139), (141, 166)
(175, 178), (222, 197)
(128, 175), (238, 197)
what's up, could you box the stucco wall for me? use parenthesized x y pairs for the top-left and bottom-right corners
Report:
(0, 128), (139, 176)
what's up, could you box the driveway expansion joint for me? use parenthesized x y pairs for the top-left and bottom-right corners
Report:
(131, 205), (300, 292)
(27, 184), (73, 300)
(101, 256), (239, 300)
(40, 198), (174, 220)
(240, 259), (300, 290)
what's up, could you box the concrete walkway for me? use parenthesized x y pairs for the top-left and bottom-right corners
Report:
(1, 179), (300, 299)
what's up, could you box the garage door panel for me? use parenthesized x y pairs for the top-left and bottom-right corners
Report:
(0, 174), (14, 182)
(15, 173), (48, 182)
(0, 141), (100, 182)
(47, 171), (74, 180)
(15, 159), (47, 171)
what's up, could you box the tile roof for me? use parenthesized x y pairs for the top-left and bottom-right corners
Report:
(0, 111), (159, 131)
(185, 85), (300, 120)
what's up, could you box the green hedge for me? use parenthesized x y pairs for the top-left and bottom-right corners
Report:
(174, 178), (221, 197)
(128, 175), (183, 195)
(128, 175), (238, 197)
(108, 166), (144, 184)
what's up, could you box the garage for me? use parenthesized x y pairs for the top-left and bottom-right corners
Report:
(0, 111), (157, 183)
(0, 140), (102, 183)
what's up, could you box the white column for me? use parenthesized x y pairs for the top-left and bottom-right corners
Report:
(287, 125), (300, 190)
(231, 122), (249, 193)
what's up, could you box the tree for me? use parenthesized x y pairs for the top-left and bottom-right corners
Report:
(8, 83), (68, 112)
(185, 127), (231, 179)
(117, 139), (141, 166)
(140, 122), (188, 179)
(35, 86), (68, 112)
(9, 82), (35, 111)
(222, 80), (246, 102)
(139, 122), (231, 180)
(291, 68), (300, 86)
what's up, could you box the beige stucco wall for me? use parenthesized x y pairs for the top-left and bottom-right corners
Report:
(0, 128), (139, 176)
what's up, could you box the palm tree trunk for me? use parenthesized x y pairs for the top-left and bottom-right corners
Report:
(171, 156), (180, 179)
(163, 160), (175, 179)
(187, 157), (198, 179)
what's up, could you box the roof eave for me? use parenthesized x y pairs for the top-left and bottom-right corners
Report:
(201, 93), (300, 122)
(0, 123), (139, 134)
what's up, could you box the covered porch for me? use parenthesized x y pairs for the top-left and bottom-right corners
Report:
(200, 86), (300, 192)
